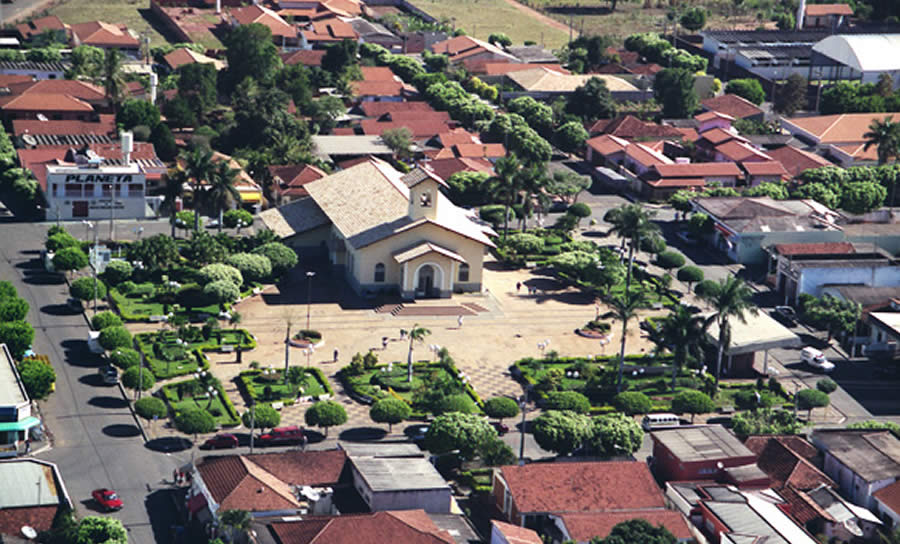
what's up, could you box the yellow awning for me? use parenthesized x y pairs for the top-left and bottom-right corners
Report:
(240, 192), (262, 203)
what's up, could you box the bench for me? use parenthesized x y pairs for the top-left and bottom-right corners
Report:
(271, 401), (284, 411)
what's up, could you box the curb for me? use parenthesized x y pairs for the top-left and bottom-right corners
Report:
(119, 382), (149, 443)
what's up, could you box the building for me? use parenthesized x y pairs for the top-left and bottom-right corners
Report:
(347, 17), (402, 51)
(423, 157), (493, 182)
(280, 49), (326, 67)
(312, 135), (394, 162)
(865, 312), (900, 358)
(0, 458), (71, 539)
(162, 48), (225, 72)
(490, 520), (542, 544)
(705, 309), (801, 377)
(504, 68), (640, 101)
(43, 162), (146, 221)
(767, 144), (834, 177)
(259, 159), (495, 299)
(69, 21), (140, 54)
(651, 426), (761, 483)
(268, 164), (326, 203)
(348, 455), (452, 513)
(811, 429), (900, 509)
(692, 196), (843, 265)
(259, 510), (457, 544)
(811, 34), (900, 86)
(0, 60), (68, 80)
(803, 3), (853, 29)
(742, 160), (790, 185)
(12, 114), (116, 140)
(873, 479), (900, 527)
(299, 17), (358, 49)
(0, 345), (40, 457)
(701, 93), (765, 122)
(230, 4), (298, 47)
(14, 15), (66, 43)
(430, 35), (518, 65)
(555, 511), (694, 543)
(700, 29), (829, 76)
(640, 162), (742, 201)
(781, 112), (900, 163)
(587, 115), (686, 140)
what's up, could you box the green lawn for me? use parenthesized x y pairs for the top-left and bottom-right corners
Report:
(238, 368), (330, 404)
(47, 0), (171, 46)
(161, 380), (240, 427)
(135, 329), (255, 379)
(110, 283), (226, 323)
(343, 361), (481, 415)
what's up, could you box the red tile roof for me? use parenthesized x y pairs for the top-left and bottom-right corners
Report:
(269, 163), (326, 198)
(360, 66), (397, 81)
(360, 101), (434, 118)
(744, 436), (834, 492)
(0, 505), (58, 537)
(586, 134), (629, 156)
(715, 140), (772, 162)
(702, 93), (764, 120)
(17, 147), (69, 190)
(774, 242), (856, 256)
(499, 461), (665, 514)
(767, 145), (834, 177)
(13, 114), (116, 136)
(454, 142), (505, 158)
(231, 5), (296, 38)
(281, 49), (326, 67)
(874, 479), (900, 515)
(654, 162), (741, 178)
(587, 115), (684, 140)
(89, 141), (160, 162)
(424, 157), (493, 181)
(69, 21), (140, 48)
(7, 79), (106, 102)
(0, 74), (35, 87)
(626, 142), (673, 168)
(560, 511), (693, 542)
(269, 510), (455, 544)
(303, 17), (357, 42)
(742, 160), (789, 177)
(383, 111), (450, 124)
(778, 485), (834, 525)
(491, 520), (542, 544)
(16, 15), (65, 41)
(696, 110), (736, 123)
(351, 79), (404, 97)
(0, 93), (94, 112)
(645, 176), (706, 188)
(700, 127), (739, 145)
(359, 119), (450, 138)
(436, 128), (479, 147)
(806, 3), (853, 16)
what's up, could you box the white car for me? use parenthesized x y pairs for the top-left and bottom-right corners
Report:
(801, 346), (835, 372)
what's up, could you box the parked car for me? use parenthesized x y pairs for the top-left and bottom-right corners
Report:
(490, 421), (509, 435)
(406, 424), (430, 443)
(801, 346), (835, 372)
(257, 426), (305, 446)
(201, 433), (238, 450)
(675, 231), (699, 246)
(206, 219), (220, 229)
(92, 488), (123, 511)
(772, 306), (798, 326)
(98, 365), (118, 385)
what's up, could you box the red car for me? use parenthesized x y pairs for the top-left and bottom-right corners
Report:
(92, 488), (123, 511)
(258, 426), (305, 446)
(201, 433), (238, 450)
(491, 421), (510, 435)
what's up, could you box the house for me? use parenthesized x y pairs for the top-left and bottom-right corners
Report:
(15, 15), (66, 43)
(275, 0), (363, 20)
(359, 118), (452, 140)
(259, 159), (495, 299)
(714, 139), (773, 163)
(188, 450), (347, 522)
(781, 112), (900, 162)
(312, 135), (393, 161)
(260, 510), (457, 544)
(768, 242), (900, 306)
(803, 3), (853, 28)
(0, 93), (95, 121)
(587, 115), (686, 140)
(873, 479), (900, 528)
(742, 160), (790, 185)
(423, 157), (494, 182)
(0, 345), (41, 457)
(651, 426), (761, 483)
(230, 4), (298, 47)
(0, 60), (68, 80)
(695, 110), (735, 134)
(692, 196), (844, 265)
(268, 163), (326, 203)
(767, 144), (834, 177)
(0, 458), (71, 538)
(179, 151), (263, 210)
(491, 461), (682, 536)
(162, 48), (225, 72)
(865, 312), (900, 359)
(348, 455), (452, 513)
(504, 68), (640, 101)
(42, 160), (147, 221)
(430, 35), (518, 65)
(640, 162), (742, 201)
(811, 429), (900, 510)
(701, 93), (765, 122)
(351, 66), (407, 102)
(357, 101), (435, 118)
(300, 17), (358, 49)
(280, 49), (326, 67)
(473, 62), (569, 83)
(585, 134), (629, 167)
(555, 511), (694, 543)
(490, 520), (542, 544)
(69, 21), (140, 54)
(13, 114), (116, 140)
(347, 17), (402, 51)
(6, 79), (108, 108)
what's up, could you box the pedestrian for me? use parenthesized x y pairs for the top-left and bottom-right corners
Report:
(173, 469), (178, 484)
(333, 348), (339, 363)
(457, 315), (464, 328)
(301, 433), (308, 451)
(516, 282), (522, 292)
(382, 336), (388, 350)
(24, 439), (30, 454)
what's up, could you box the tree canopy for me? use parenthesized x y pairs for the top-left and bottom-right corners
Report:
(423, 412), (497, 459)
(654, 68), (698, 119)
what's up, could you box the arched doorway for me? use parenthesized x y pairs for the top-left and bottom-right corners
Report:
(418, 264), (435, 296)
(414, 262), (443, 298)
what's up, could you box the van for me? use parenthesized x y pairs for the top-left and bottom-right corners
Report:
(258, 426), (305, 446)
(642, 413), (681, 431)
(800, 346), (835, 372)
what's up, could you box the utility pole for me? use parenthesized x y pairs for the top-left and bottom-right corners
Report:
(249, 400), (255, 454)
(518, 390), (528, 466)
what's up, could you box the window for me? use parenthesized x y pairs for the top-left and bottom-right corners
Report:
(64, 184), (81, 197)
(419, 190), (432, 207)
(129, 183), (143, 194)
(374, 263), (385, 282)
(101, 184), (113, 197)
(83, 184), (94, 196)
(458, 263), (469, 282)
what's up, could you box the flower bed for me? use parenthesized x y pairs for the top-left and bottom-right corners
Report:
(237, 367), (334, 404)
(135, 329), (256, 379)
(110, 283), (226, 322)
(160, 379), (240, 427)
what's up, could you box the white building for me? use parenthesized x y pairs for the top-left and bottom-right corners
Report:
(811, 34), (900, 86)
(0, 344), (40, 457)
(811, 429), (900, 511)
(348, 455), (452, 513)
(44, 163), (147, 221)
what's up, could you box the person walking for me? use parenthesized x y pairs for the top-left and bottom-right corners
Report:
(516, 282), (522, 293)
(457, 315), (464, 328)
(333, 348), (339, 363)
(382, 336), (389, 350)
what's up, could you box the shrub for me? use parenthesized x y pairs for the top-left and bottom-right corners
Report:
(613, 391), (652, 415)
(545, 391), (591, 414)
(0, 321), (34, 360)
(432, 393), (477, 415)
(121, 366), (154, 391)
(91, 311), (123, 331)
(198, 263), (243, 287)
(671, 390), (714, 422)
(676, 266), (704, 286)
(98, 326), (132, 351)
(117, 281), (137, 295)
(253, 242), (298, 277)
(656, 250), (686, 270)
(0, 297), (29, 322)
(223, 209), (254, 228)
(226, 253), (272, 283)
(695, 279), (720, 298)
(52, 247), (88, 274)
(725, 79), (766, 105)
(203, 280), (240, 305)
(734, 389), (776, 410)
(134, 397), (167, 419)
(483, 396), (519, 421)
(175, 406), (216, 434)
(46, 231), (79, 252)
(70, 277), (108, 302)
(506, 233), (545, 255)
(817, 378), (837, 394)
(108, 347), (140, 369)
(18, 358), (55, 399)
(102, 260), (133, 286)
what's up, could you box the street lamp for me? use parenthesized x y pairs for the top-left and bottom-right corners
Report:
(305, 271), (316, 331)
(518, 391), (528, 466)
(304, 346), (315, 368)
(82, 221), (100, 316)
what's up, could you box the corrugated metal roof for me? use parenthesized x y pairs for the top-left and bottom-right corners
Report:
(350, 456), (449, 492)
(0, 460), (59, 507)
(653, 426), (755, 462)
(0, 344), (26, 408)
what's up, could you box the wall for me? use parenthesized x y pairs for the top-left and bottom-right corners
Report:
(370, 488), (451, 513)
(731, 230), (845, 265)
(846, 232), (900, 256)
(798, 264), (900, 298)
(822, 451), (898, 509)
(651, 438), (757, 482)
(875, 497), (900, 528)
(283, 224), (332, 254)
(0, 68), (64, 80)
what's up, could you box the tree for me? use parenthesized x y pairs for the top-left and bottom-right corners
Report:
(613, 391), (652, 415)
(70, 277), (108, 302)
(220, 509), (252, 543)
(382, 127), (414, 160)
(655, 250), (685, 272)
(242, 404), (281, 430)
(658, 304), (708, 392)
(478, 437), (517, 466)
(593, 519), (677, 544)
(109, 347), (140, 370)
(864, 116), (900, 166)
(206, 161), (242, 234)
(841, 181), (887, 214)
(795, 182), (841, 209)
(151, 123), (178, 162)
(182, 146), (215, 232)
(694, 279), (719, 298)
(554, 121), (589, 153)
(224, 209), (254, 229)
(98, 326), (132, 351)
(676, 266), (704, 290)
(175, 406), (216, 434)
(532, 410), (592, 456)
(199, 263), (243, 287)
(725, 79), (765, 105)
(671, 390), (714, 423)
(547, 170), (591, 204)
(483, 396), (519, 422)
(69, 45), (104, 79)
(369, 398), (411, 432)
(91, 311), (122, 331)
(204, 280), (240, 307)
(773, 11), (795, 30)
(52, 247), (88, 275)
(177, 62), (218, 121)
(566, 77), (615, 121)
(802, 294), (860, 342)
(134, 397), (167, 419)
(160, 170), (186, 238)
(587, 413), (644, 457)
(223, 23), (280, 91)
(164, 95), (197, 128)
(0, 321), (34, 360)
(796, 388), (830, 420)
(817, 378), (838, 394)
(227, 253), (272, 283)
(322, 39), (357, 75)
(545, 391), (591, 413)
(567, 202), (592, 227)
(701, 276), (757, 386)
(680, 7), (708, 31)
(117, 99), (160, 130)
(654, 68), (698, 119)
(102, 49), (126, 113)
(490, 154), (522, 238)
(432, 393), (476, 415)
(775, 74), (807, 115)
(121, 366), (154, 391)
(75, 516), (127, 544)
(253, 243), (298, 278)
(603, 290), (647, 392)
(488, 33), (512, 47)
(18, 358), (55, 399)
(604, 203), (659, 292)
(423, 412), (497, 459)
(304, 400), (347, 436)
(402, 324), (431, 382)
(744, 181), (789, 199)
(46, 231), (79, 252)
(0, 297), (28, 322)
(102, 260), (132, 286)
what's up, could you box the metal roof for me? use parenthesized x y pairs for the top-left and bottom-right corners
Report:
(350, 456), (449, 493)
(813, 34), (900, 72)
(0, 344), (27, 408)
(26, 133), (114, 146)
(704, 500), (789, 544)
(0, 460), (60, 507)
(705, 309), (801, 355)
(652, 426), (755, 462)
(0, 60), (69, 73)
(702, 29), (831, 46)
(338, 442), (425, 458)
(312, 135), (393, 157)
(813, 430), (900, 482)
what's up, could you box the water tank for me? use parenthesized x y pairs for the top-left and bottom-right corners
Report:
(121, 131), (134, 154)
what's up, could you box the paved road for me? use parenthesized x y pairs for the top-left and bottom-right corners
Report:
(0, 0), (53, 24)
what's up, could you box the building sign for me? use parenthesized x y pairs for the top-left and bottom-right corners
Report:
(64, 174), (135, 183)
(89, 200), (126, 210)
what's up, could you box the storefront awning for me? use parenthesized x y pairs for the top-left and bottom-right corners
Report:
(714, 223), (733, 238)
(240, 192), (262, 203)
(0, 416), (40, 432)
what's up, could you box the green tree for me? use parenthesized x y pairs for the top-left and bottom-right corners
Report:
(567, 202), (592, 226)
(593, 518), (677, 544)
(676, 266), (704, 290)
(204, 280), (240, 307)
(603, 290), (647, 392)
(701, 276), (757, 386)
(423, 412), (497, 459)
(483, 396), (519, 421)
(102, 260), (132, 286)
(796, 388), (830, 420)
(75, 516), (127, 544)
(160, 170), (186, 238)
(18, 358), (56, 399)
(205, 161), (241, 234)
(369, 398), (411, 432)
(817, 378), (838, 394)
(304, 400), (347, 436)
(863, 116), (900, 166)
(223, 23), (280, 91)
(177, 62), (218, 121)
(547, 170), (591, 203)
(532, 410), (592, 456)
(322, 39), (357, 75)
(725, 78), (766, 105)
(655, 250), (685, 272)
(432, 393), (476, 415)
(199, 263), (243, 287)
(488, 32), (512, 47)
(108, 347), (140, 370)
(69, 45), (104, 79)
(841, 181), (887, 214)
(772, 11), (795, 30)
(478, 437), (517, 466)
(117, 99), (160, 130)
(182, 146), (215, 232)
(587, 413), (644, 457)
(604, 203), (659, 292)
(134, 397), (167, 419)
(253, 243), (298, 278)
(0, 321), (34, 360)
(224, 209), (254, 229)
(121, 365), (154, 391)
(151, 123), (178, 162)
(46, 231), (79, 252)
(659, 304), (707, 391)
(242, 403), (281, 430)
(554, 121), (589, 153)
(91, 311), (122, 331)
(220, 509), (252, 543)
(0, 297), (29, 322)
(671, 390), (715, 423)
(566, 77), (616, 121)
(226, 253), (272, 283)
(102, 49), (126, 113)
(490, 154), (522, 238)
(802, 294), (860, 342)
(795, 182), (841, 209)
(52, 247), (88, 275)
(545, 391), (591, 414)
(744, 181), (789, 199)
(680, 6), (708, 31)
(70, 277), (107, 302)
(98, 326), (132, 351)
(382, 127), (414, 160)
(401, 324), (431, 382)
(654, 68), (698, 119)
(175, 405), (216, 434)
(613, 391), (652, 415)
(775, 73), (808, 115)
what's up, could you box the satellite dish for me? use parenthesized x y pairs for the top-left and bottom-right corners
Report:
(22, 134), (37, 147)
(21, 526), (38, 539)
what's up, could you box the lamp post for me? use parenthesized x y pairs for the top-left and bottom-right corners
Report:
(83, 221), (100, 316)
(249, 399), (255, 454)
(518, 390), (528, 466)
(304, 346), (315, 368)
(305, 271), (315, 331)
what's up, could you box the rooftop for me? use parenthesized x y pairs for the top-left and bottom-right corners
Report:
(506, 44), (559, 63)
(491, 520), (542, 544)
(812, 430), (900, 482)
(653, 162), (742, 179)
(507, 68), (637, 93)
(560, 511), (693, 542)
(832, 285), (900, 308)
(702, 93), (764, 119)
(280, 49), (326, 67)
(874, 479), (900, 515)
(743, 436), (833, 491)
(806, 3), (853, 16)
(350, 456), (449, 492)
(0, 459), (61, 508)
(338, 442), (424, 458)
(0, 344), (27, 408)
(703, 490), (819, 544)
(257, 197), (330, 238)
(766, 145), (833, 177)
(705, 308), (801, 355)
(782, 112), (900, 144)
(812, 34), (900, 73)
(742, 160), (789, 177)
(312, 135), (393, 157)
(774, 241), (856, 256)
(69, 21), (139, 48)
(267, 510), (455, 544)
(588, 115), (685, 139)
(652, 425), (755, 462)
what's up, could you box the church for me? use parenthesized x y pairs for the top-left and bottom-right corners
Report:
(259, 158), (496, 300)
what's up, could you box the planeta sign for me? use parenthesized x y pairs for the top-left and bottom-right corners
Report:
(64, 174), (134, 183)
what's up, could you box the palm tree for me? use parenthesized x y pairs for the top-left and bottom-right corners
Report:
(863, 116), (899, 166)
(602, 290), (647, 393)
(490, 154), (521, 239)
(658, 305), (707, 392)
(229, 311), (242, 329)
(701, 276), (757, 387)
(160, 169), (186, 238)
(517, 165), (549, 231)
(181, 148), (214, 232)
(604, 204), (660, 292)
(206, 160), (241, 233)
(401, 324), (431, 382)
(220, 509), (251, 542)
(102, 49), (126, 114)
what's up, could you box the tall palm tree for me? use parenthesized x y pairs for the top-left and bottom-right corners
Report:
(401, 324), (431, 382)
(604, 204), (659, 292)
(102, 49), (126, 114)
(160, 169), (186, 238)
(206, 160), (241, 233)
(517, 165), (549, 231)
(181, 148), (214, 232)
(220, 509), (251, 542)
(863, 116), (899, 166)
(701, 276), (757, 387)
(602, 290), (647, 393)
(659, 304), (708, 392)
(490, 154), (521, 239)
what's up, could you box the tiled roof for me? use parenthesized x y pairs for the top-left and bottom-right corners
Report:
(258, 196), (330, 237)
(69, 21), (139, 48)
(393, 241), (466, 264)
(0, 74), (35, 86)
(303, 17), (357, 42)
(586, 134), (629, 156)
(269, 510), (455, 544)
(499, 461), (665, 514)
(231, 4), (296, 38)
(16, 15), (65, 40)
(359, 119), (451, 139)
(454, 143), (505, 158)
(742, 160), (789, 177)
(281, 49), (326, 67)
(588, 115), (685, 139)
(696, 110), (736, 123)
(13, 114), (116, 136)
(431, 35), (515, 62)
(831, 142), (880, 162)
(360, 66), (397, 81)
(645, 176), (706, 188)
(560, 511), (693, 542)
(745, 437), (834, 491)
(163, 48), (225, 71)
(715, 140), (773, 162)
(777, 486), (833, 525)
(626, 142), (674, 168)
(508, 68), (637, 93)
(774, 242), (855, 256)
(7, 79), (106, 101)
(701, 127), (740, 145)
(491, 520), (542, 544)
(479, 62), (568, 76)
(806, 3), (853, 16)
(0, 505), (58, 536)
(0, 93), (93, 112)
(424, 157), (493, 181)
(874, 479), (900, 514)
(654, 162), (741, 178)
(783, 112), (900, 144)
(352, 79), (404, 97)
(360, 101), (434, 118)
(436, 128), (479, 147)
(383, 111), (450, 124)
(702, 93), (764, 120)
(766, 145), (833, 177)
